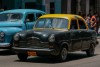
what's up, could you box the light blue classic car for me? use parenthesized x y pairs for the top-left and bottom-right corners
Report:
(0, 9), (45, 49)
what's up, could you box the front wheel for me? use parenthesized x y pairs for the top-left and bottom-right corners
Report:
(86, 44), (95, 57)
(17, 54), (28, 61)
(58, 47), (68, 62)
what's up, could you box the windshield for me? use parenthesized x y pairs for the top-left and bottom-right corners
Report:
(0, 13), (23, 22)
(35, 18), (68, 29)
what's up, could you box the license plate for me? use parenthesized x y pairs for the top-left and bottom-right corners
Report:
(27, 51), (37, 56)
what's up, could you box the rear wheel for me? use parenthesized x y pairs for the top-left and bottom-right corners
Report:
(86, 44), (95, 57)
(58, 47), (68, 62)
(17, 54), (28, 61)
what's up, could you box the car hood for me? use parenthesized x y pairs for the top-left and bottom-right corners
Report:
(19, 29), (68, 42)
(0, 21), (22, 27)
(0, 21), (22, 35)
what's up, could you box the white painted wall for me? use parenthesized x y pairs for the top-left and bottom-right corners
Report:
(67, 0), (71, 14)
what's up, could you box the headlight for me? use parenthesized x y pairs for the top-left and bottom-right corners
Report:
(14, 33), (20, 41)
(0, 32), (5, 37)
(48, 34), (55, 42)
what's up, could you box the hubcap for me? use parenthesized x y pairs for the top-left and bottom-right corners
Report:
(61, 48), (67, 60)
(90, 45), (94, 55)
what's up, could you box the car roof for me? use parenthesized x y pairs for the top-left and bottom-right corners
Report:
(0, 9), (45, 14)
(39, 14), (83, 20)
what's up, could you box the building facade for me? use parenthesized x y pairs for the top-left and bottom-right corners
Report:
(0, 0), (45, 11)
(44, 0), (100, 15)
(0, 0), (100, 15)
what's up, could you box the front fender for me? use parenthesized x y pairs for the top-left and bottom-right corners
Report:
(55, 32), (71, 51)
(0, 27), (23, 43)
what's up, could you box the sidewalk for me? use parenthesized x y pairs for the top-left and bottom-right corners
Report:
(97, 36), (100, 39)
(97, 34), (100, 39)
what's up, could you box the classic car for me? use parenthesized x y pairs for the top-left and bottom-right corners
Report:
(13, 14), (98, 62)
(0, 9), (45, 49)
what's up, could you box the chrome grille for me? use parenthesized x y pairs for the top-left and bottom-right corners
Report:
(27, 37), (40, 45)
(18, 37), (49, 48)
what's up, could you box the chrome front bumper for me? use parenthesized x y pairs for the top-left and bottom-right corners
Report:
(13, 47), (56, 55)
(0, 43), (11, 48)
(12, 47), (54, 52)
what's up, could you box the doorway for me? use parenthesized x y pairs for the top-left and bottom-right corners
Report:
(25, 2), (37, 9)
(61, 0), (67, 13)
(90, 0), (97, 14)
(71, 0), (77, 14)
(50, 2), (55, 14)
(0, 0), (3, 11)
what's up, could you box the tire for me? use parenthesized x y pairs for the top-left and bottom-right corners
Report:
(17, 54), (28, 61)
(86, 44), (95, 57)
(58, 47), (68, 62)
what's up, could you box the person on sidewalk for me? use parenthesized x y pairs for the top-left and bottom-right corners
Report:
(90, 12), (98, 31)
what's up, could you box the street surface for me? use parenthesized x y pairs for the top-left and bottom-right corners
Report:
(0, 39), (100, 67)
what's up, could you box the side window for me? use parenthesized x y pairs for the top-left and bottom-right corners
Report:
(26, 14), (35, 22)
(78, 19), (86, 29)
(36, 13), (43, 19)
(70, 19), (78, 29)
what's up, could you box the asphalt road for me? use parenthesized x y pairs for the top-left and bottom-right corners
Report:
(0, 40), (100, 67)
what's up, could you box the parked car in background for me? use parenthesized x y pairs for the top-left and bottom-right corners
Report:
(13, 14), (98, 62)
(0, 9), (45, 49)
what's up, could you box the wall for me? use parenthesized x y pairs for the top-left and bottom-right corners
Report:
(1, 0), (100, 15)
(55, 0), (61, 13)
(14, 0), (22, 9)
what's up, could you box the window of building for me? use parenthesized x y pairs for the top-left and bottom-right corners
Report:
(25, 2), (36, 9)
(0, 0), (2, 8)
(0, 0), (3, 11)
(90, 0), (96, 10)
(71, 0), (77, 14)
(50, 2), (55, 14)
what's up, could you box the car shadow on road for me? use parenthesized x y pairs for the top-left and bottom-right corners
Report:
(15, 52), (99, 64)
(0, 49), (15, 56)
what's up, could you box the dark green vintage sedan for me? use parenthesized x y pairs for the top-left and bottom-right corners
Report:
(13, 14), (98, 62)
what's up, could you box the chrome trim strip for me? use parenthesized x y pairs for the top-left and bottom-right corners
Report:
(71, 37), (91, 40)
(13, 47), (54, 52)
(27, 37), (40, 40)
